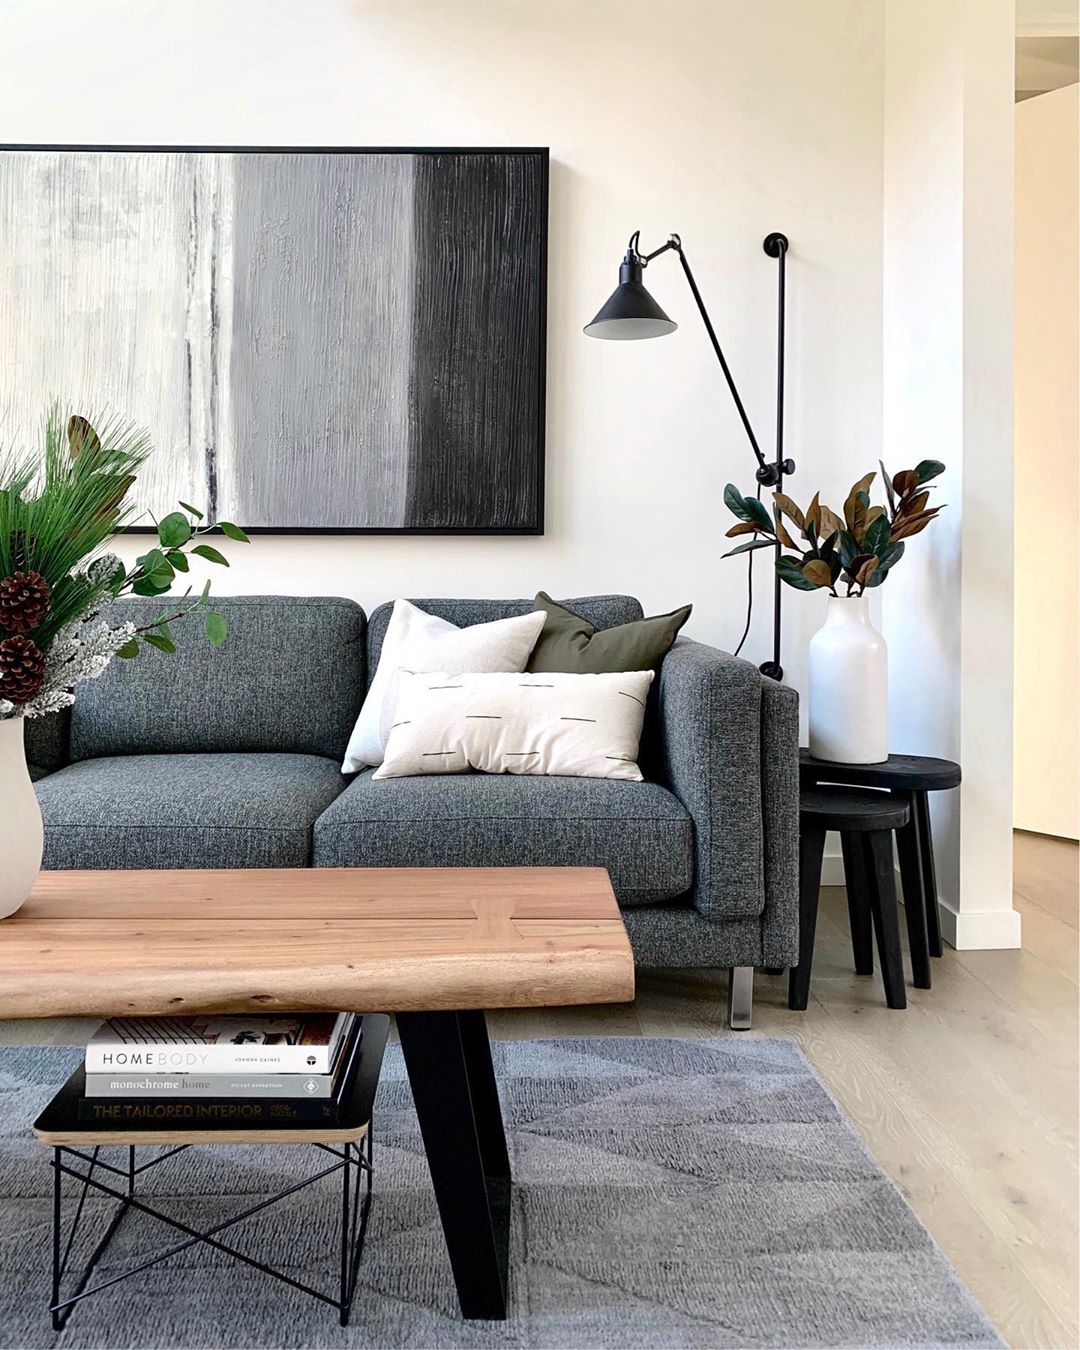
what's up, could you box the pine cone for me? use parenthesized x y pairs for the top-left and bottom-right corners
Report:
(0, 570), (52, 635)
(0, 635), (46, 705)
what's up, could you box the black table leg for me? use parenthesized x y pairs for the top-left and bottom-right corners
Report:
(913, 791), (944, 958)
(396, 1010), (510, 1320)
(839, 830), (875, 975)
(863, 832), (907, 1009)
(896, 791), (932, 988)
(789, 825), (826, 1011)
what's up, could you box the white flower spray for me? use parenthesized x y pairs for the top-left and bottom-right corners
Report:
(0, 618), (136, 720)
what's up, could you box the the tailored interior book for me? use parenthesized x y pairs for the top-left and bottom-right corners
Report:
(85, 1012), (356, 1074)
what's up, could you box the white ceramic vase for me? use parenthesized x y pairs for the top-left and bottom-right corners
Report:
(808, 594), (888, 764)
(0, 716), (44, 919)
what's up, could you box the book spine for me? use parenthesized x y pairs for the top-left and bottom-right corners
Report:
(75, 1096), (348, 1128)
(85, 1015), (355, 1075)
(84, 1073), (336, 1099)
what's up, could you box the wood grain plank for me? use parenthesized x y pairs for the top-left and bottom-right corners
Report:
(0, 867), (634, 1017)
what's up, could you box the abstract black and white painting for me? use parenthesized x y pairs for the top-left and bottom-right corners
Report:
(0, 147), (548, 532)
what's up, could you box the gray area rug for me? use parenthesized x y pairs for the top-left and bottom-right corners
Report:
(0, 1038), (1000, 1349)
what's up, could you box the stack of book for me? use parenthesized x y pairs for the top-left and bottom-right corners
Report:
(78, 1013), (362, 1128)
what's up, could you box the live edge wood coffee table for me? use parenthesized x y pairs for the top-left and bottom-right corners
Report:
(0, 866), (635, 1323)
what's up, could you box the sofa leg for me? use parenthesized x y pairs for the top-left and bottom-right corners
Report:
(727, 967), (753, 1031)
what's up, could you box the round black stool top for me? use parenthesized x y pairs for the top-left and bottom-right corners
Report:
(800, 785), (910, 832)
(800, 749), (961, 793)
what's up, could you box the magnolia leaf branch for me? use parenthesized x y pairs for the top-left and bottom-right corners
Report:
(722, 460), (945, 597)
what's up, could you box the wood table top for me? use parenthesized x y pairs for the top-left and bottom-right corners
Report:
(0, 867), (635, 1020)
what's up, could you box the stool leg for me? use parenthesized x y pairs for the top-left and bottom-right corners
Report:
(789, 826), (826, 1011)
(914, 791), (943, 957)
(896, 793), (932, 989)
(864, 831), (907, 1009)
(840, 830), (874, 975)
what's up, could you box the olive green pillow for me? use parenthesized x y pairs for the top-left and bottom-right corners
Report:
(527, 592), (692, 673)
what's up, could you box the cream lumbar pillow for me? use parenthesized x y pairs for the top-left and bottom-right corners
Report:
(342, 601), (547, 772)
(373, 669), (654, 782)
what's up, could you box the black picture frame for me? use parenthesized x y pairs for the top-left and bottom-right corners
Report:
(0, 144), (550, 536)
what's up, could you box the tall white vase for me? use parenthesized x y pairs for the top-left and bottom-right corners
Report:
(0, 716), (43, 919)
(808, 595), (888, 764)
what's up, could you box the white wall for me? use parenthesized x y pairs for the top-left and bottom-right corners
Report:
(882, 0), (1019, 948)
(1013, 84), (1080, 841)
(0, 0), (885, 723)
(1, 1), (1021, 945)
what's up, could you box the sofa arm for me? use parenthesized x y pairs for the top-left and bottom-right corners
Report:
(657, 638), (798, 946)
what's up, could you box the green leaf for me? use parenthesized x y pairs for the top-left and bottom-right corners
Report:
(157, 511), (191, 549)
(723, 483), (752, 521)
(143, 632), (176, 654)
(131, 547), (174, 597)
(179, 500), (205, 521)
(722, 538), (777, 558)
(115, 638), (140, 659)
(864, 564), (890, 588)
(864, 513), (891, 556)
(217, 521), (250, 543)
(879, 460), (896, 514)
(166, 549), (189, 572)
(191, 543), (229, 567)
(914, 459), (945, 484)
(204, 611), (228, 647)
(876, 540), (905, 571)
(131, 574), (174, 597)
(744, 496), (774, 532)
(775, 555), (821, 591)
(134, 547), (170, 574)
(200, 578), (211, 602)
(838, 531), (861, 569)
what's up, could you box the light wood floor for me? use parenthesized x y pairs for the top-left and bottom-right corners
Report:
(3, 832), (1076, 1348)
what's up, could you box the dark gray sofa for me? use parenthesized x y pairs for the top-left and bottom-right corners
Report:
(29, 593), (799, 1025)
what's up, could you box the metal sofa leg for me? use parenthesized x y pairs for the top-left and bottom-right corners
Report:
(727, 966), (753, 1031)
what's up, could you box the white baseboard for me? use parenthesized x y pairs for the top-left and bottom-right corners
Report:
(817, 854), (1022, 950)
(937, 899), (1022, 950)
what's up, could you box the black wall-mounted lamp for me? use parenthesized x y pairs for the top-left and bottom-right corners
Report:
(585, 230), (792, 680)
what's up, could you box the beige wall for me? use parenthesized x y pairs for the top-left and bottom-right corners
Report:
(1014, 83), (1080, 841)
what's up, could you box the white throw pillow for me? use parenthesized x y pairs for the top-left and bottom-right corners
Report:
(342, 601), (547, 772)
(373, 669), (654, 782)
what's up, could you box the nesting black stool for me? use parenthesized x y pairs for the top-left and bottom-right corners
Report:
(799, 751), (962, 986)
(790, 786), (912, 1011)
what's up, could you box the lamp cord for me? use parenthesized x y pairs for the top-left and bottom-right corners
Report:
(732, 481), (763, 658)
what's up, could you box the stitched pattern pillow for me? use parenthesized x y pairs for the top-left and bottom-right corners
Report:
(342, 600), (546, 772)
(372, 670), (655, 782)
(527, 591), (692, 672)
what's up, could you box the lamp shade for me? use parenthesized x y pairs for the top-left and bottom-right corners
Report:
(584, 256), (677, 340)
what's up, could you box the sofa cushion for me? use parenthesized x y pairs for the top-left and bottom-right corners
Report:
(313, 771), (693, 906)
(37, 753), (346, 870)
(70, 596), (366, 762)
(365, 596), (644, 691)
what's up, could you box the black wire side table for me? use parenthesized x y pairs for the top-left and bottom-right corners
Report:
(34, 1014), (389, 1333)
